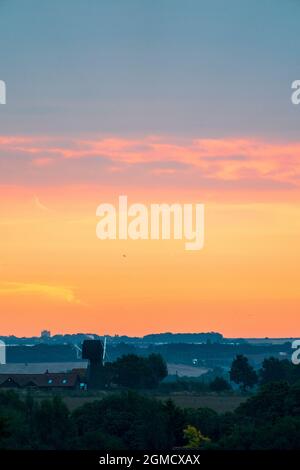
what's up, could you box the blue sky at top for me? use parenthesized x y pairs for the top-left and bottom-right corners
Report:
(0, 0), (299, 137)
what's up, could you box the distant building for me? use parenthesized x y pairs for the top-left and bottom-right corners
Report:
(0, 369), (86, 390)
(82, 339), (104, 389)
(41, 330), (51, 339)
(0, 340), (6, 365)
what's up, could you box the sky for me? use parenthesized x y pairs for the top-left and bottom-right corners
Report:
(0, 0), (299, 337)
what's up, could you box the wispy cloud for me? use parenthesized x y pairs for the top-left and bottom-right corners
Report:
(0, 134), (300, 192)
(34, 195), (51, 212)
(0, 282), (79, 304)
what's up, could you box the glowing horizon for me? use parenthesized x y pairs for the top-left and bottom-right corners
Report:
(0, 133), (299, 337)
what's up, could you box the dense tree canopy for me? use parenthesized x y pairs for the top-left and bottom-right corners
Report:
(0, 355), (299, 450)
(230, 355), (258, 391)
(109, 353), (168, 389)
(0, 378), (299, 450)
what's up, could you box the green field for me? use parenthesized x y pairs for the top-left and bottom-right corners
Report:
(154, 393), (247, 413)
(56, 392), (246, 413)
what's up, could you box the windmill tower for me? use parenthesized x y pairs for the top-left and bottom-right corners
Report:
(82, 339), (104, 389)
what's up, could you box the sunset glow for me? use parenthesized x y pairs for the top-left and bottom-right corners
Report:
(0, 133), (299, 337)
(1, 0), (299, 338)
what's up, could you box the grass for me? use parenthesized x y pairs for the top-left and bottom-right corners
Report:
(154, 393), (247, 413)
(58, 391), (246, 413)
(16, 388), (247, 413)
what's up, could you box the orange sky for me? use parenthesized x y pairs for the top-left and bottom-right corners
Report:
(0, 135), (299, 337)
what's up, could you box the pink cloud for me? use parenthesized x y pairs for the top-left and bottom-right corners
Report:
(31, 157), (54, 167)
(0, 134), (300, 190)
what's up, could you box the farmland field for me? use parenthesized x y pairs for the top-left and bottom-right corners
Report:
(60, 392), (246, 413)
(154, 393), (247, 413)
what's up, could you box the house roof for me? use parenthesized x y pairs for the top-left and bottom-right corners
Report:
(0, 362), (88, 374)
(0, 370), (85, 388)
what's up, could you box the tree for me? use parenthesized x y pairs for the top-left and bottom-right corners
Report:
(0, 414), (10, 441)
(163, 399), (185, 447)
(112, 354), (167, 389)
(230, 355), (257, 391)
(236, 381), (290, 421)
(34, 396), (71, 449)
(259, 357), (291, 384)
(71, 391), (183, 450)
(183, 425), (210, 448)
(209, 376), (231, 392)
(185, 407), (219, 441)
(112, 354), (150, 389)
(147, 353), (168, 386)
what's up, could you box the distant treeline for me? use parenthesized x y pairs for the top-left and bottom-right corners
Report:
(5, 341), (293, 367)
(108, 342), (292, 367)
(0, 331), (223, 345)
(94, 354), (300, 391)
(141, 332), (223, 343)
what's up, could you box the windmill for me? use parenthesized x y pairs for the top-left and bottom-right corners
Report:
(73, 344), (82, 360)
(102, 336), (107, 365)
(82, 339), (104, 389)
(74, 337), (108, 364)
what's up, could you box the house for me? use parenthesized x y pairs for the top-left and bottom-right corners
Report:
(0, 369), (86, 390)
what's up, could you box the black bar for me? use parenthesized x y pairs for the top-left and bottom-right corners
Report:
(0, 450), (298, 468)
